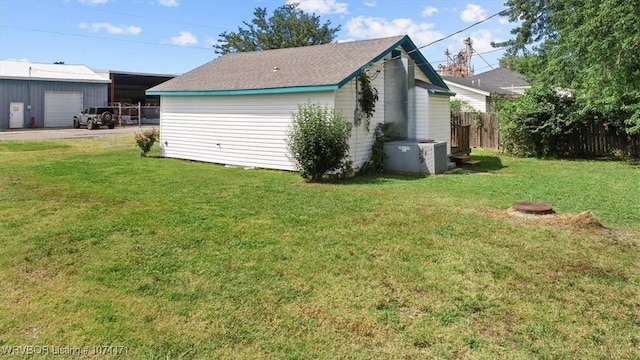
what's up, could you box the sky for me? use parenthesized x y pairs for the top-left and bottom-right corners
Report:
(0, 0), (513, 75)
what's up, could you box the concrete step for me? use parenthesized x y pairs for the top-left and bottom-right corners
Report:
(462, 160), (481, 167)
(451, 155), (470, 164)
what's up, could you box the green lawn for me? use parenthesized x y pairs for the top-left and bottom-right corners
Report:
(1, 135), (638, 359)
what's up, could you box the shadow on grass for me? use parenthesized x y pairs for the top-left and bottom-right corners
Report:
(559, 156), (640, 167)
(339, 172), (426, 185)
(444, 155), (506, 176)
(472, 155), (506, 172)
(626, 159), (640, 167)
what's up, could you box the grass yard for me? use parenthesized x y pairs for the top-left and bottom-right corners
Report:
(0, 135), (639, 359)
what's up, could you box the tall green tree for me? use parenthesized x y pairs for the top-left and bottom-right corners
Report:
(214, 3), (340, 54)
(497, 0), (640, 134)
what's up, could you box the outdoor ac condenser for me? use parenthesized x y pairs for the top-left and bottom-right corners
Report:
(383, 140), (448, 175)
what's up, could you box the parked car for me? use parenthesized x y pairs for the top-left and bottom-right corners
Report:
(73, 107), (118, 130)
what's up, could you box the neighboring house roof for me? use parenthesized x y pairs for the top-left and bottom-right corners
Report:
(0, 60), (111, 83)
(442, 68), (530, 96)
(147, 35), (452, 96)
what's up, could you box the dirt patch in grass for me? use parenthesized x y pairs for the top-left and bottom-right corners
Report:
(482, 208), (638, 245)
(549, 210), (605, 228)
(483, 207), (603, 226)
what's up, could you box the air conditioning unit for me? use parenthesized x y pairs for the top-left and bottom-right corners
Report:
(383, 140), (448, 175)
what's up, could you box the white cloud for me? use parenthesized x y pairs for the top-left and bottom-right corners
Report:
(346, 16), (443, 47)
(461, 4), (487, 23)
(422, 6), (438, 17)
(79, 22), (142, 35)
(363, 0), (376, 7)
(288, 0), (348, 14)
(158, 0), (178, 7)
(170, 31), (197, 46)
(498, 17), (509, 25)
(78, 0), (110, 4)
(6, 58), (29, 62)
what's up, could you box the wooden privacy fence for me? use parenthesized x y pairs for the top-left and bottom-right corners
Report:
(451, 111), (500, 150)
(451, 111), (640, 157)
(562, 122), (640, 158)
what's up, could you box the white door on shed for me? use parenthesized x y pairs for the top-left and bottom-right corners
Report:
(44, 91), (83, 127)
(9, 102), (24, 128)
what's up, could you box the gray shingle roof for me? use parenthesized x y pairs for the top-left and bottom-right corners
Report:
(148, 35), (445, 93)
(442, 68), (530, 95)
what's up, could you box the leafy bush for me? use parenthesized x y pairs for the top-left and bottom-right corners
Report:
(496, 86), (578, 157)
(287, 102), (350, 181)
(360, 123), (397, 174)
(134, 128), (159, 157)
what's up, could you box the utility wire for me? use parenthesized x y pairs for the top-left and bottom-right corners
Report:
(0, 25), (214, 51)
(474, 63), (500, 72)
(93, 9), (227, 31)
(2, 7), (510, 75)
(473, 49), (495, 71)
(409, 8), (510, 53)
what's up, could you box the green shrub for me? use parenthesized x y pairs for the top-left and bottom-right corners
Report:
(287, 102), (350, 182)
(496, 86), (578, 157)
(134, 128), (159, 157)
(360, 122), (397, 174)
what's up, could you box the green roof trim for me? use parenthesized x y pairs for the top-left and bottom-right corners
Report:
(399, 36), (449, 90)
(335, 35), (450, 91)
(336, 36), (409, 89)
(147, 84), (338, 96)
(428, 89), (456, 96)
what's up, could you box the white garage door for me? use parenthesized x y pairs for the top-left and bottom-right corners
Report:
(44, 91), (83, 127)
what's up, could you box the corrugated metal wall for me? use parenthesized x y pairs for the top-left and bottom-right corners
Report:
(0, 79), (108, 129)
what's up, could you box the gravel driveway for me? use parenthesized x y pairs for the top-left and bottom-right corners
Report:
(0, 126), (156, 141)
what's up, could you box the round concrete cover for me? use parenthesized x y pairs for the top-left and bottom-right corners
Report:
(511, 202), (555, 215)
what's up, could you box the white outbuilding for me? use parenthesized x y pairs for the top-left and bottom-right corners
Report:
(147, 35), (454, 171)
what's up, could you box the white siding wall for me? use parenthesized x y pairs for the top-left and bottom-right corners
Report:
(446, 83), (488, 112)
(335, 63), (386, 169)
(415, 89), (428, 139)
(159, 92), (334, 170)
(414, 67), (430, 84)
(426, 95), (452, 154)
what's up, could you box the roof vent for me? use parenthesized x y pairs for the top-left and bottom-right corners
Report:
(273, 66), (279, 72)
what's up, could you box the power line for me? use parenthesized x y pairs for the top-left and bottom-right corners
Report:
(473, 49), (495, 71)
(93, 9), (227, 31)
(0, 25), (215, 51)
(474, 63), (500, 72)
(430, 47), (505, 65)
(410, 8), (509, 53)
